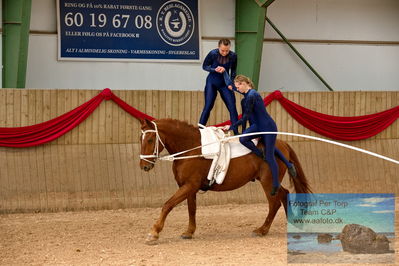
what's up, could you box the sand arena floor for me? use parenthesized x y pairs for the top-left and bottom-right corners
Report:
(1, 202), (398, 265)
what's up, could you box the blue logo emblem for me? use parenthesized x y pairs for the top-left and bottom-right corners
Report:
(156, 0), (195, 46)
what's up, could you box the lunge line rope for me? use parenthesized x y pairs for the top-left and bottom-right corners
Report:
(140, 122), (399, 165)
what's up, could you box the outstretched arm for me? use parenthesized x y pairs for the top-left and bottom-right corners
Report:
(231, 94), (255, 131)
(230, 85), (244, 95)
(224, 71), (244, 94)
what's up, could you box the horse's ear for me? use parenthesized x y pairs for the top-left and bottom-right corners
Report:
(140, 118), (153, 129)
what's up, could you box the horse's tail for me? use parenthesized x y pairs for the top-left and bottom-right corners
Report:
(287, 143), (312, 194)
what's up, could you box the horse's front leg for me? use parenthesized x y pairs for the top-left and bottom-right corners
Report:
(146, 184), (193, 245)
(181, 193), (197, 239)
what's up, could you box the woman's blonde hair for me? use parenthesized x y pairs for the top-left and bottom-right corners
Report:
(234, 75), (254, 89)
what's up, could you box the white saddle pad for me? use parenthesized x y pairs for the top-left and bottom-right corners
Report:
(199, 125), (259, 185)
(228, 137), (259, 158)
(199, 126), (258, 159)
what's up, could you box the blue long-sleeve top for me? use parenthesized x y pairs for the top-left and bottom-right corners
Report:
(232, 89), (273, 131)
(202, 49), (237, 86)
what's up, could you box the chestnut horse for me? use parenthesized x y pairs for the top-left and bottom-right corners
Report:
(139, 118), (311, 244)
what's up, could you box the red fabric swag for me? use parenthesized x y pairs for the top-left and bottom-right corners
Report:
(0, 89), (153, 147)
(214, 90), (398, 141)
(0, 89), (398, 147)
(276, 94), (399, 140)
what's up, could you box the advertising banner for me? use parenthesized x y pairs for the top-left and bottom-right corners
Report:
(57, 0), (200, 61)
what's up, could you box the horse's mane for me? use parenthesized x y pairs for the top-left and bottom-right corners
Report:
(156, 118), (199, 135)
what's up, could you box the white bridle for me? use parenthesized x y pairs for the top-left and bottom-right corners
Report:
(139, 121), (166, 164)
(139, 121), (209, 164)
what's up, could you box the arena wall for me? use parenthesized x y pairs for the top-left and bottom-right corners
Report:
(0, 89), (398, 213)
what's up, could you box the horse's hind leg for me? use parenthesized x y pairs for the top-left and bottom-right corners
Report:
(279, 186), (289, 216)
(253, 191), (281, 236)
(181, 193), (197, 239)
(253, 175), (285, 236)
(146, 184), (194, 245)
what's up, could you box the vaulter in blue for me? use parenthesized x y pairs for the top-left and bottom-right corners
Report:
(224, 75), (296, 196)
(199, 39), (239, 134)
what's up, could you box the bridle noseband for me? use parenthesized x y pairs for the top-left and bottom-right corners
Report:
(139, 121), (166, 164)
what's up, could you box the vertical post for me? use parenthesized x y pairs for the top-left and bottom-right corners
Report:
(235, 0), (273, 89)
(2, 0), (32, 88)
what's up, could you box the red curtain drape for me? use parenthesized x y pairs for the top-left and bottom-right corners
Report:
(275, 91), (399, 140)
(0, 89), (153, 147)
(215, 90), (399, 140)
(0, 92), (103, 147)
(0, 89), (398, 147)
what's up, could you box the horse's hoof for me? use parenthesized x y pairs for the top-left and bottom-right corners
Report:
(145, 239), (158, 245)
(252, 229), (267, 237)
(145, 234), (159, 245)
(180, 234), (193, 239)
(288, 165), (297, 177)
(252, 231), (263, 237)
(270, 186), (280, 196)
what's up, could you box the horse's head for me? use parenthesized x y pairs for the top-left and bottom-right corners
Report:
(139, 119), (166, 171)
